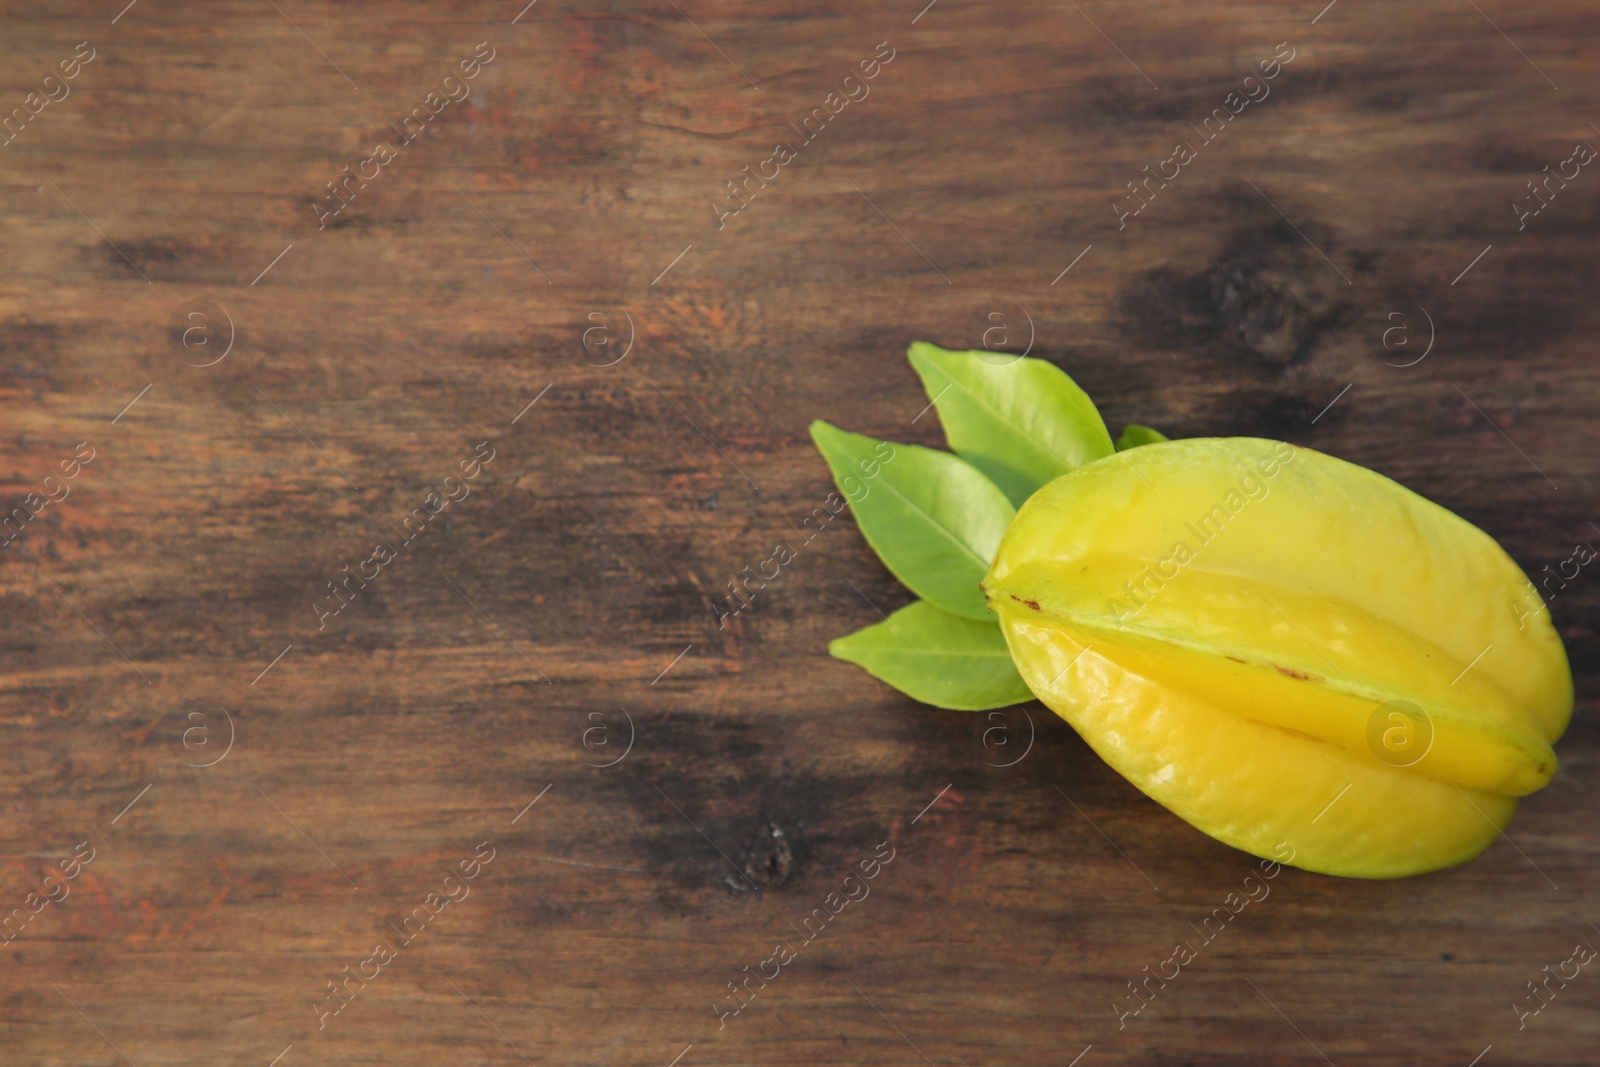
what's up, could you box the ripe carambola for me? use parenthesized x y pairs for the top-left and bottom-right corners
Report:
(983, 438), (1572, 879)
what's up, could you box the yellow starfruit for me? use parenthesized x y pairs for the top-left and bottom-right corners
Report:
(983, 437), (1572, 879)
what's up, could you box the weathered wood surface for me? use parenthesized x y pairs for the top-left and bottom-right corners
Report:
(0, 1), (1596, 1064)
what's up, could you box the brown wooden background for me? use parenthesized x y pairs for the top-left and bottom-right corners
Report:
(0, 1), (1596, 1064)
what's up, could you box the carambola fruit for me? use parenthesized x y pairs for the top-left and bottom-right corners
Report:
(984, 437), (1572, 879)
(815, 344), (1573, 879)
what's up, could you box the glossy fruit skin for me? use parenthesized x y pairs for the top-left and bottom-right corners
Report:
(984, 438), (1572, 879)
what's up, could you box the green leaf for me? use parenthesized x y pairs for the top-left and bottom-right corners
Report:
(906, 342), (1115, 507)
(810, 420), (1013, 621)
(829, 600), (1033, 710)
(1116, 424), (1170, 450)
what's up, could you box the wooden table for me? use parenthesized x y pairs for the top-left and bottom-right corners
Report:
(1, 1), (1595, 1064)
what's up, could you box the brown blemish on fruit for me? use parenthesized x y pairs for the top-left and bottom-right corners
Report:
(1273, 665), (1324, 683)
(1008, 594), (1041, 611)
(1226, 655), (1246, 663)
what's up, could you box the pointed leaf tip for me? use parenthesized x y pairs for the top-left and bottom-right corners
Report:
(1116, 424), (1170, 450)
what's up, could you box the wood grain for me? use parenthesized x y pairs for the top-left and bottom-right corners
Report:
(0, 1), (1596, 1064)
